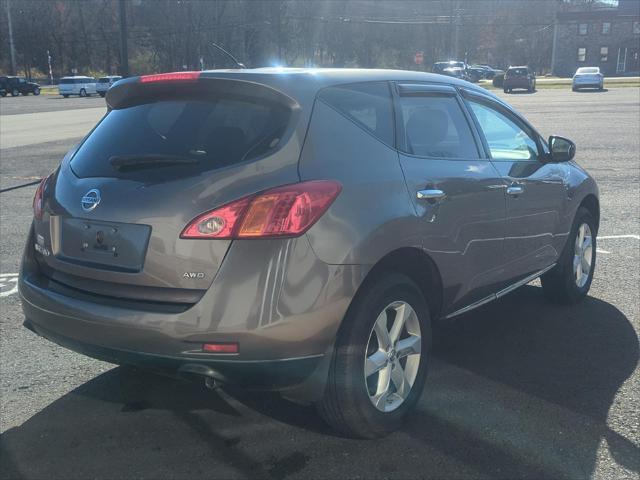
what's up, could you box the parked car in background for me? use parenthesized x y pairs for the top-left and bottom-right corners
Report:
(503, 66), (536, 93)
(20, 68), (599, 438)
(442, 66), (468, 81)
(572, 67), (604, 91)
(0, 76), (41, 96)
(470, 65), (504, 80)
(96, 76), (123, 97)
(433, 61), (466, 75)
(465, 66), (485, 83)
(58, 76), (97, 97)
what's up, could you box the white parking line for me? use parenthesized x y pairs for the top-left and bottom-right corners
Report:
(0, 273), (19, 298)
(599, 235), (640, 240)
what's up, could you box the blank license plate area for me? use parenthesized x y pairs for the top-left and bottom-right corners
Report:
(59, 218), (151, 272)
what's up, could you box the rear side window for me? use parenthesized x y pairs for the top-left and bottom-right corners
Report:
(70, 98), (291, 179)
(60, 78), (72, 84)
(318, 82), (394, 146)
(399, 95), (479, 159)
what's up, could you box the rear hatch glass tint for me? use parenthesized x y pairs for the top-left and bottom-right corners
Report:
(506, 68), (527, 77)
(70, 97), (291, 180)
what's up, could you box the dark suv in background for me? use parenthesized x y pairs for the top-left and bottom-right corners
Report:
(0, 76), (41, 96)
(20, 68), (598, 438)
(503, 66), (536, 93)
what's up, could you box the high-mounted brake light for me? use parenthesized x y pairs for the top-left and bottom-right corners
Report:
(33, 175), (50, 220)
(180, 180), (342, 239)
(139, 71), (201, 84)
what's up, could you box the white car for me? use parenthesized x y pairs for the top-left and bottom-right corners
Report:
(58, 76), (97, 98)
(95, 76), (122, 97)
(572, 67), (604, 91)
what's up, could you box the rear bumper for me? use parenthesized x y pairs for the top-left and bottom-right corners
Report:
(19, 227), (368, 398)
(23, 316), (323, 389)
(573, 79), (602, 88)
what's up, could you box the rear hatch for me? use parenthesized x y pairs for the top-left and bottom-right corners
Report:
(35, 74), (301, 307)
(96, 77), (110, 92)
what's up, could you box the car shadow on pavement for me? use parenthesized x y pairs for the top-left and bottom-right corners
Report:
(574, 89), (610, 93)
(1, 286), (638, 479)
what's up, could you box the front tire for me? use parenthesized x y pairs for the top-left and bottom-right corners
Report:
(11, 89), (19, 97)
(79, 88), (87, 97)
(541, 207), (596, 304)
(33, 87), (40, 95)
(317, 274), (431, 438)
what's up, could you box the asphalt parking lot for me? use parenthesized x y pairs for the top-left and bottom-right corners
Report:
(1, 88), (639, 479)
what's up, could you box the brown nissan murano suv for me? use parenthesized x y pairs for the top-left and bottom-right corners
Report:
(20, 68), (599, 438)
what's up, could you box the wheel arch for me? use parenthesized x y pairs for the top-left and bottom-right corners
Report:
(349, 247), (444, 324)
(579, 194), (600, 233)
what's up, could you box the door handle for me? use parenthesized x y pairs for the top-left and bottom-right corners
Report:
(506, 185), (524, 196)
(417, 189), (446, 200)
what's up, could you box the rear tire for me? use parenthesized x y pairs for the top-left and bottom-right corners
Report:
(541, 207), (596, 304)
(79, 88), (87, 97)
(317, 274), (431, 438)
(62, 94), (69, 98)
(503, 87), (509, 93)
(11, 89), (19, 97)
(99, 92), (106, 97)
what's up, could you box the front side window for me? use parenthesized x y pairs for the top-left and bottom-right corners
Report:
(634, 21), (640, 34)
(602, 22), (611, 34)
(318, 82), (394, 146)
(467, 100), (539, 162)
(579, 23), (588, 35)
(398, 95), (478, 159)
(600, 47), (609, 62)
(578, 47), (587, 62)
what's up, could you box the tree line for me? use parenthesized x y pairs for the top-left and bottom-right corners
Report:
(0, 0), (616, 81)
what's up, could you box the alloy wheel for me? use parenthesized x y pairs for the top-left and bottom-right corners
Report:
(364, 301), (422, 413)
(574, 222), (593, 288)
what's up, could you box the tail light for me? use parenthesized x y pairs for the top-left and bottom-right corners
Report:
(139, 71), (201, 84)
(32, 175), (50, 220)
(181, 180), (342, 239)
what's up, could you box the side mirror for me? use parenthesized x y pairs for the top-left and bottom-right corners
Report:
(548, 135), (576, 162)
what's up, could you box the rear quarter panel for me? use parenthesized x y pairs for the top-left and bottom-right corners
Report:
(299, 99), (420, 265)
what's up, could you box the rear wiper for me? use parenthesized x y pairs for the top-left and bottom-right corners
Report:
(109, 155), (199, 172)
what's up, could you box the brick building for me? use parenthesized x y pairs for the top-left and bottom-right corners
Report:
(552, 0), (640, 76)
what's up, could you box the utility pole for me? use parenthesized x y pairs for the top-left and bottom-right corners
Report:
(453, 2), (462, 60)
(118, 0), (129, 77)
(550, 19), (558, 76)
(6, 0), (17, 75)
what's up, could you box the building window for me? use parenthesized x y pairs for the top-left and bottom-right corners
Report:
(579, 23), (588, 35)
(602, 22), (611, 34)
(633, 21), (640, 34)
(578, 47), (587, 62)
(600, 47), (609, 62)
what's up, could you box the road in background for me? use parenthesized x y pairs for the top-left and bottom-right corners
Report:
(1, 88), (638, 479)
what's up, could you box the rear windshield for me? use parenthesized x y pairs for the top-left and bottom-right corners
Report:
(577, 67), (599, 74)
(98, 77), (110, 83)
(70, 98), (291, 179)
(507, 68), (527, 76)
